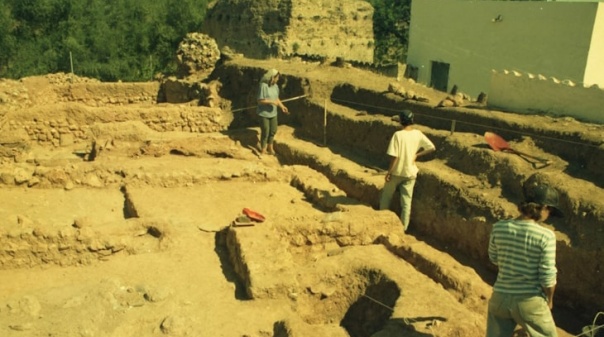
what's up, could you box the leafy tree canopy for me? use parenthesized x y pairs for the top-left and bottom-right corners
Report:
(0, 0), (412, 81)
(0, 0), (210, 81)
(368, 0), (411, 65)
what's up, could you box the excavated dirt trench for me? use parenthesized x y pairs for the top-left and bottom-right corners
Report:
(173, 56), (603, 332)
(0, 58), (603, 336)
(208, 59), (604, 330)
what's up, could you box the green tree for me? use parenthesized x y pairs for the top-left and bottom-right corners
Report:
(4, 0), (72, 77)
(0, 3), (17, 73)
(0, 0), (211, 81)
(369, 0), (411, 65)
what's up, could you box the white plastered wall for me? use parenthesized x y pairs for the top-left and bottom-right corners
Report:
(407, 0), (599, 98)
(584, 3), (604, 87)
(489, 70), (604, 124)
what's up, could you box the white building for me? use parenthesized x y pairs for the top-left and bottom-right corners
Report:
(406, 0), (604, 98)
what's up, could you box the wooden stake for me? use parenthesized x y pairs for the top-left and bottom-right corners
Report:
(323, 99), (327, 145)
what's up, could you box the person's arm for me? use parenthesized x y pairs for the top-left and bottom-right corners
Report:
(543, 285), (556, 309)
(415, 134), (436, 162)
(385, 156), (397, 182)
(277, 98), (288, 113)
(415, 147), (435, 161)
(257, 83), (287, 112)
(257, 98), (288, 113)
(258, 98), (276, 106)
(539, 231), (557, 310)
(488, 228), (498, 266)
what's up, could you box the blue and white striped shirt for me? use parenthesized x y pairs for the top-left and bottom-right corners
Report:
(488, 219), (557, 295)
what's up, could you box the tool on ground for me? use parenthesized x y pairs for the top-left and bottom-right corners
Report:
(484, 132), (552, 169)
(242, 208), (265, 222)
(232, 215), (255, 227)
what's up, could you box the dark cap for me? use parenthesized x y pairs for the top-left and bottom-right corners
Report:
(523, 183), (563, 217)
(399, 110), (414, 125)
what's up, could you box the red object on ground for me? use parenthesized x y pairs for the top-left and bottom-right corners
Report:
(242, 208), (265, 222)
(484, 131), (552, 169)
(484, 131), (510, 151)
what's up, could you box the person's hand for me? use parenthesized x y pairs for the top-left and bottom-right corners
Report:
(281, 105), (289, 114)
(385, 173), (391, 182)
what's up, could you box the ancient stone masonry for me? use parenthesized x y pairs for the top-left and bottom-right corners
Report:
(0, 225), (127, 269)
(2, 106), (231, 149)
(202, 0), (374, 63)
(175, 33), (221, 78)
(60, 82), (158, 106)
(0, 215), (174, 270)
(286, 0), (374, 63)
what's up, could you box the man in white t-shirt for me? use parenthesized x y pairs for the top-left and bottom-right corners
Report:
(379, 110), (436, 231)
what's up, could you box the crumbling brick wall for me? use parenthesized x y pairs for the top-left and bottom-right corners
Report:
(202, 0), (374, 63)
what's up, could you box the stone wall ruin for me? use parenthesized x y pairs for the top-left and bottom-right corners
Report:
(201, 0), (375, 63)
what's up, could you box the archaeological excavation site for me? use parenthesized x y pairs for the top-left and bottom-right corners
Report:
(1, 1), (603, 337)
(0, 56), (602, 337)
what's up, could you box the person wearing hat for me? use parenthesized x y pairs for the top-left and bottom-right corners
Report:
(379, 109), (436, 231)
(486, 183), (563, 337)
(256, 68), (289, 156)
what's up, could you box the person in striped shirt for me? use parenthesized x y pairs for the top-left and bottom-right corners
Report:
(486, 182), (563, 337)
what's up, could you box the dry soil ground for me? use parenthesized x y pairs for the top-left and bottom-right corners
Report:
(0, 57), (602, 337)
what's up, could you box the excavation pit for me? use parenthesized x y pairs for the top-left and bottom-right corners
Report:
(341, 275), (401, 337)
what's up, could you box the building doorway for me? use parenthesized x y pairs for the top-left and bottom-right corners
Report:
(404, 65), (418, 82)
(430, 61), (450, 93)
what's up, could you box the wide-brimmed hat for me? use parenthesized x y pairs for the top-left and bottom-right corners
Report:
(523, 183), (564, 217)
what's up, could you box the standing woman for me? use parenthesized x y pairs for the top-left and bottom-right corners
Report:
(257, 68), (289, 155)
